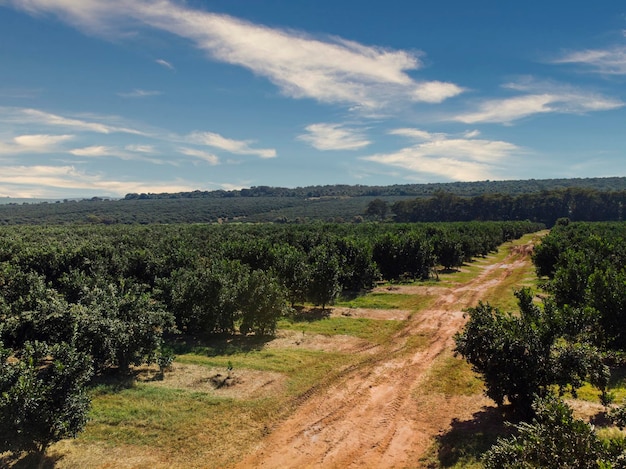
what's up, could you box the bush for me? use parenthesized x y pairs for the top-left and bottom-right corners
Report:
(454, 289), (608, 416)
(0, 341), (93, 457)
(484, 395), (626, 468)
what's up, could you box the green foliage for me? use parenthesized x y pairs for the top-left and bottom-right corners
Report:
(365, 198), (389, 220)
(0, 341), (93, 455)
(533, 222), (626, 350)
(455, 289), (608, 416)
(483, 395), (626, 469)
(240, 269), (287, 335)
(307, 245), (341, 310)
(71, 284), (174, 373)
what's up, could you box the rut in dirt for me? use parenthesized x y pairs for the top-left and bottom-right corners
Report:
(235, 242), (534, 469)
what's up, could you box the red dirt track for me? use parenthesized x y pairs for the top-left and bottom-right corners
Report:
(236, 242), (534, 468)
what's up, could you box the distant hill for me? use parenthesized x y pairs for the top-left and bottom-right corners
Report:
(123, 177), (626, 200)
(1, 177), (625, 225)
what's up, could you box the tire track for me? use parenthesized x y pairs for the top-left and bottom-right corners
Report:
(236, 241), (535, 468)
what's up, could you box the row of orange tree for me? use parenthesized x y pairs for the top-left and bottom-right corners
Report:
(0, 220), (542, 457)
(454, 219), (626, 466)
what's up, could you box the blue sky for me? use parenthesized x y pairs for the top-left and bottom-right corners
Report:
(0, 1), (625, 198)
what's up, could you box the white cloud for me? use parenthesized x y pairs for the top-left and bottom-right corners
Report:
(389, 128), (445, 141)
(14, 133), (74, 148)
(553, 46), (626, 75)
(117, 89), (162, 98)
(453, 81), (623, 124)
(188, 131), (276, 158)
(0, 133), (74, 155)
(178, 147), (220, 165)
(4, 0), (464, 110)
(155, 58), (175, 70)
(69, 145), (115, 157)
(0, 107), (147, 135)
(125, 144), (155, 153)
(363, 128), (521, 181)
(298, 123), (371, 151)
(412, 81), (465, 103)
(0, 164), (197, 197)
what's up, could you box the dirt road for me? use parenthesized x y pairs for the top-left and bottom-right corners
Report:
(236, 241), (534, 469)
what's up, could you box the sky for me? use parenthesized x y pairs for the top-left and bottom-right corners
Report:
(0, 1), (625, 198)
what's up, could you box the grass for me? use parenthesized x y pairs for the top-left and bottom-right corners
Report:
(421, 355), (484, 397)
(335, 291), (434, 310)
(82, 384), (282, 468)
(74, 344), (364, 468)
(277, 316), (404, 344)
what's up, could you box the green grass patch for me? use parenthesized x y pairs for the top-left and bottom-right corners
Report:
(83, 384), (281, 468)
(277, 316), (404, 344)
(575, 366), (626, 404)
(335, 292), (432, 311)
(421, 354), (484, 397)
(81, 344), (365, 468)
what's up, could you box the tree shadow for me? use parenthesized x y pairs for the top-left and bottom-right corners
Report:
(434, 406), (512, 467)
(289, 306), (331, 323)
(0, 450), (63, 469)
(167, 334), (275, 357)
(590, 410), (612, 427)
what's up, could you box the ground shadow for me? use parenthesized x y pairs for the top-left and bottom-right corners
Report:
(0, 450), (63, 469)
(289, 306), (331, 322)
(168, 333), (275, 357)
(434, 406), (512, 467)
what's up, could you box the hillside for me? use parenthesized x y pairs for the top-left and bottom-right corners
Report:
(1, 177), (625, 225)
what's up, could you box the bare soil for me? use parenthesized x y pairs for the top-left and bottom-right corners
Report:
(135, 363), (286, 399)
(235, 242), (535, 468)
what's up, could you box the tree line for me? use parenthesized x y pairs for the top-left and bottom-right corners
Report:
(454, 220), (626, 466)
(389, 187), (626, 226)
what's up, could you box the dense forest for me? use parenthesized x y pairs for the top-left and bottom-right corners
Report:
(1, 177), (626, 226)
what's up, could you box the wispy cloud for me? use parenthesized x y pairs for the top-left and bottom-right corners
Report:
(453, 80), (623, 124)
(68, 144), (169, 164)
(69, 145), (117, 157)
(125, 144), (155, 153)
(188, 131), (276, 158)
(0, 107), (147, 135)
(0, 164), (196, 197)
(117, 89), (162, 98)
(4, 0), (464, 110)
(298, 123), (371, 150)
(155, 58), (175, 70)
(178, 147), (219, 165)
(362, 128), (521, 180)
(0, 133), (74, 155)
(553, 46), (626, 75)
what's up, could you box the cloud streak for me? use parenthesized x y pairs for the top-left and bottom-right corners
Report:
(4, 0), (464, 110)
(453, 81), (623, 124)
(0, 133), (74, 155)
(117, 89), (162, 98)
(0, 107), (147, 135)
(363, 128), (521, 181)
(0, 164), (195, 198)
(298, 123), (371, 150)
(155, 58), (175, 70)
(187, 131), (276, 158)
(553, 46), (626, 75)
